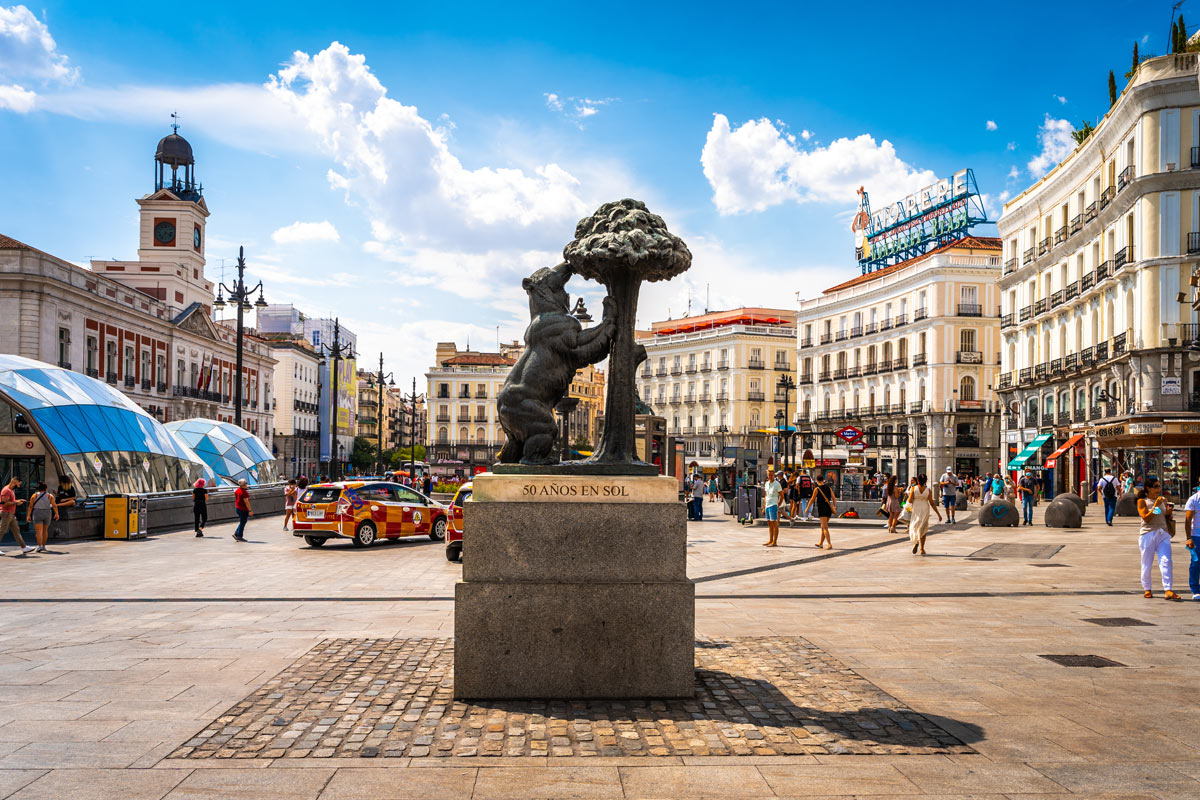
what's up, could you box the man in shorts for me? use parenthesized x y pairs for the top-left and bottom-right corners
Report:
(938, 467), (960, 523)
(762, 470), (783, 547)
(0, 477), (34, 555)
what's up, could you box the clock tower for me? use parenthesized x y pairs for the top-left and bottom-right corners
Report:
(93, 122), (214, 309)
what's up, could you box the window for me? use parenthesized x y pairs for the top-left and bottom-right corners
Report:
(105, 341), (117, 375)
(959, 376), (976, 402)
(57, 328), (70, 367)
(141, 349), (151, 381)
(86, 336), (97, 372)
(123, 345), (134, 377)
(960, 329), (976, 352)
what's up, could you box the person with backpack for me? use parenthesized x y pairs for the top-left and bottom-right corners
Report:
(798, 472), (814, 520)
(25, 481), (57, 553)
(1097, 467), (1120, 526)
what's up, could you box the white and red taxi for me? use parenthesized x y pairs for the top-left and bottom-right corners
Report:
(293, 480), (448, 548)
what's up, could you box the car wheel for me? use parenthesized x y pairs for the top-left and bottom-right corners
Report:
(353, 521), (377, 547)
(304, 535), (326, 548)
(445, 541), (462, 562)
(429, 517), (447, 542)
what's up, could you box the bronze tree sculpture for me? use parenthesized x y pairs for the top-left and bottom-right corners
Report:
(564, 199), (691, 464)
(496, 263), (616, 465)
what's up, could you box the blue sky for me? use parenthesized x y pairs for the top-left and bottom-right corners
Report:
(0, 0), (1177, 383)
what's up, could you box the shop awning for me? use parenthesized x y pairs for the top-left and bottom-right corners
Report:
(1008, 432), (1053, 470)
(1043, 433), (1085, 467)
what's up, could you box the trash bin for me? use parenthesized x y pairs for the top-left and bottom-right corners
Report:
(104, 494), (147, 539)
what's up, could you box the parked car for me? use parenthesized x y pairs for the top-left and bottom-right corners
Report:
(445, 481), (472, 562)
(293, 480), (448, 548)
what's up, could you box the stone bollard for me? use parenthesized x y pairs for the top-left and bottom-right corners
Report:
(979, 499), (1020, 527)
(1053, 492), (1086, 516)
(955, 491), (968, 511)
(1116, 492), (1139, 517)
(1045, 496), (1083, 528)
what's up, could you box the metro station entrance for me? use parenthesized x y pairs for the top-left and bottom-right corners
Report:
(0, 456), (44, 544)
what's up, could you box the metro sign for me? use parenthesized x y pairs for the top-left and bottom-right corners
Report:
(834, 425), (864, 445)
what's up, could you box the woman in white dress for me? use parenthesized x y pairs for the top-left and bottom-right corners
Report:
(906, 473), (941, 555)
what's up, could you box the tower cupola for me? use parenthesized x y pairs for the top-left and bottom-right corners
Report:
(154, 115), (202, 201)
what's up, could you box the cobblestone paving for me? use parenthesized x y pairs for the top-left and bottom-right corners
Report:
(173, 636), (972, 760)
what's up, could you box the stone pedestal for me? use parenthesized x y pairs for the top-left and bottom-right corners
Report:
(454, 473), (694, 699)
(1044, 497), (1083, 528)
(979, 499), (1020, 527)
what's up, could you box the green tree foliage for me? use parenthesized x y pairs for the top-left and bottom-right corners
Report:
(350, 435), (377, 472)
(1071, 120), (1095, 145)
(1125, 41), (1139, 79)
(394, 445), (427, 463)
(1108, 70), (1117, 108)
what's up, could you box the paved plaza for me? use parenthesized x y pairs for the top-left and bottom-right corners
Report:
(0, 502), (1194, 798)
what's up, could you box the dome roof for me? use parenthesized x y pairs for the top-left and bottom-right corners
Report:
(155, 132), (194, 167)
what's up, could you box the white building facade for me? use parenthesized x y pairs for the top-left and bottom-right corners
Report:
(425, 343), (515, 476)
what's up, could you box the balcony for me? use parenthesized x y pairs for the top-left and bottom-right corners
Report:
(832, 368), (847, 379)
(1018, 367), (1032, 383)
(1019, 305), (1033, 322)
(914, 307), (928, 322)
(747, 391), (766, 402)
(1190, 392), (1200, 412)
(1085, 201), (1097, 222)
(1038, 237), (1051, 255)
(1065, 281), (1079, 301)
(1114, 245), (1133, 269)
(473, 414), (488, 423)
(1057, 410), (1071, 425)
(998, 373), (1013, 390)
(685, 393), (696, 403)
(1004, 258), (1018, 275)
(1117, 165), (1133, 191)
(861, 364), (878, 376)
(1064, 353), (1078, 370)
(891, 357), (908, 370)
(1054, 227), (1067, 245)
(800, 338), (813, 348)
(1034, 363), (1048, 380)
(1069, 215), (1082, 235)
(909, 401), (925, 413)
(699, 392), (712, 402)
(1114, 331), (1127, 355)
(717, 360), (730, 370)
(1096, 260), (1112, 282)
(140, 378), (151, 391)
(1100, 185), (1115, 208)
(864, 322), (878, 335)
(748, 358), (766, 369)
(819, 333), (833, 345)
(1001, 313), (1014, 328)
(773, 361), (790, 371)
(700, 363), (712, 372)
(1050, 357), (1063, 375)
(123, 375), (135, 388)
(1089, 404), (1103, 420)
(1041, 413), (1055, 428)
(912, 353), (927, 367)
(799, 373), (813, 384)
(956, 350), (982, 364)
(86, 367), (99, 378)
(1081, 273), (1094, 291)
(1023, 247), (1035, 265)
(818, 372), (831, 382)
(435, 414), (451, 423)
(1033, 298), (1047, 316)
(668, 396), (682, 405)
(1189, 232), (1200, 255)
(1080, 346), (1095, 365)
(1095, 341), (1108, 360)
(849, 326), (862, 338)
(640, 369), (652, 379)
(685, 365), (698, 374)
(1050, 290), (1063, 308)
(670, 366), (683, 375)
(846, 365), (861, 378)
(894, 313), (907, 326)
(655, 368), (667, 377)
(835, 330), (849, 342)
(682, 426), (695, 435)
(880, 317), (893, 331)
(157, 381), (167, 393)
(475, 391), (488, 399)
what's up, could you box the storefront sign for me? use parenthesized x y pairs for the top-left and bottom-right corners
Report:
(802, 459), (816, 468)
(1168, 421), (1200, 435)
(1128, 422), (1165, 435)
(1094, 423), (1126, 439)
(1162, 377), (1182, 395)
(848, 455), (865, 466)
(957, 351), (982, 363)
(1045, 458), (1057, 468)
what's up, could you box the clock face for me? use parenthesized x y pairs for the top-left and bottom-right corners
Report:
(153, 220), (176, 245)
(193, 227), (201, 250)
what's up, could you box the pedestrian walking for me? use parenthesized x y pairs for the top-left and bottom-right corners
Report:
(0, 476), (34, 555)
(1017, 469), (1037, 525)
(762, 470), (783, 547)
(298, 475), (309, 492)
(906, 473), (940, 555)
(51, 475), (76, 550)
(798, 471), (814, 520)
(690, 473), (705, 521)
(707, 476), (718, 503)
(422, 474), (432, 496)
(939, 467), (959, 523)
(283, 479), (298, 530)
(787, 473), (801, 524)
(884, 474), (902, 534)
(233, 479), (252, 541)
(812, 473), (837, 550)
(1183, 482), (1200, 600)
(1097, 467), (1120, 526)
(25, 481), (57, 553)
(192, 478), (208, 536)
(1137, 478), (1182, 600)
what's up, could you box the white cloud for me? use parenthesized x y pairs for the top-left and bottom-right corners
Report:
(543, 92), (562, 112)
(271, 220), (340, 245)
(0, 82), (35, 112)
(800, 129), (812, 140)
(700, 113), (937, 215)
(0, 5), (77, 113)
(1007, 165), (1020, 181)
(1027, 114), (1076, 178)
(985, 120), (998, 131)
(1006, 141), (1017, 151)
(1055, 95), (1068, 105)
(543, 92), (617, 126)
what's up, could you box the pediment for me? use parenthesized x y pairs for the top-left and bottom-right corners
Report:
(174, 303), (221, 340)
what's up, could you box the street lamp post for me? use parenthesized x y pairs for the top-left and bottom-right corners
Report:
(212, 246), (267, 428)
(371, 352), (395, 476)
(776, 373), (795, 469)
(315, 318), (355, 481)
(773, 409), (785, 470)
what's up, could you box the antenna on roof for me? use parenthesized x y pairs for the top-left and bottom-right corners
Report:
(705, 284), (710, 314)
(686, 288), (692, 317)
(170, 110), (180, 134)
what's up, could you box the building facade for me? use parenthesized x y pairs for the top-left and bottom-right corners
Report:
(997, 52), (1200, 499)
(566, 364), (606, 450)
(797, 238), (1003, 486)
(0, 130), (275, 450)
(426, 343), (515, 476)
(637, 308), (797, 474)
(266, 337), (320, 478)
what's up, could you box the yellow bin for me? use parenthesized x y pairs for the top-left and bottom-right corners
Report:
(104, 495), (147, 539)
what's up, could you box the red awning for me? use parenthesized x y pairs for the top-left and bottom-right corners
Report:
(1044, 433), (1085, 466)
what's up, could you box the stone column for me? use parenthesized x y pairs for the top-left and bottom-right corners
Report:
(454, 472), (694, 699)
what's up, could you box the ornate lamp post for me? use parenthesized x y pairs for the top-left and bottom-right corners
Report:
(776, 373), (795, 469)
(315, 318), (355, 480)
(773, 409), (785, 470)
(370, 352), (395, 475)
(212, 246), (267, 428)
